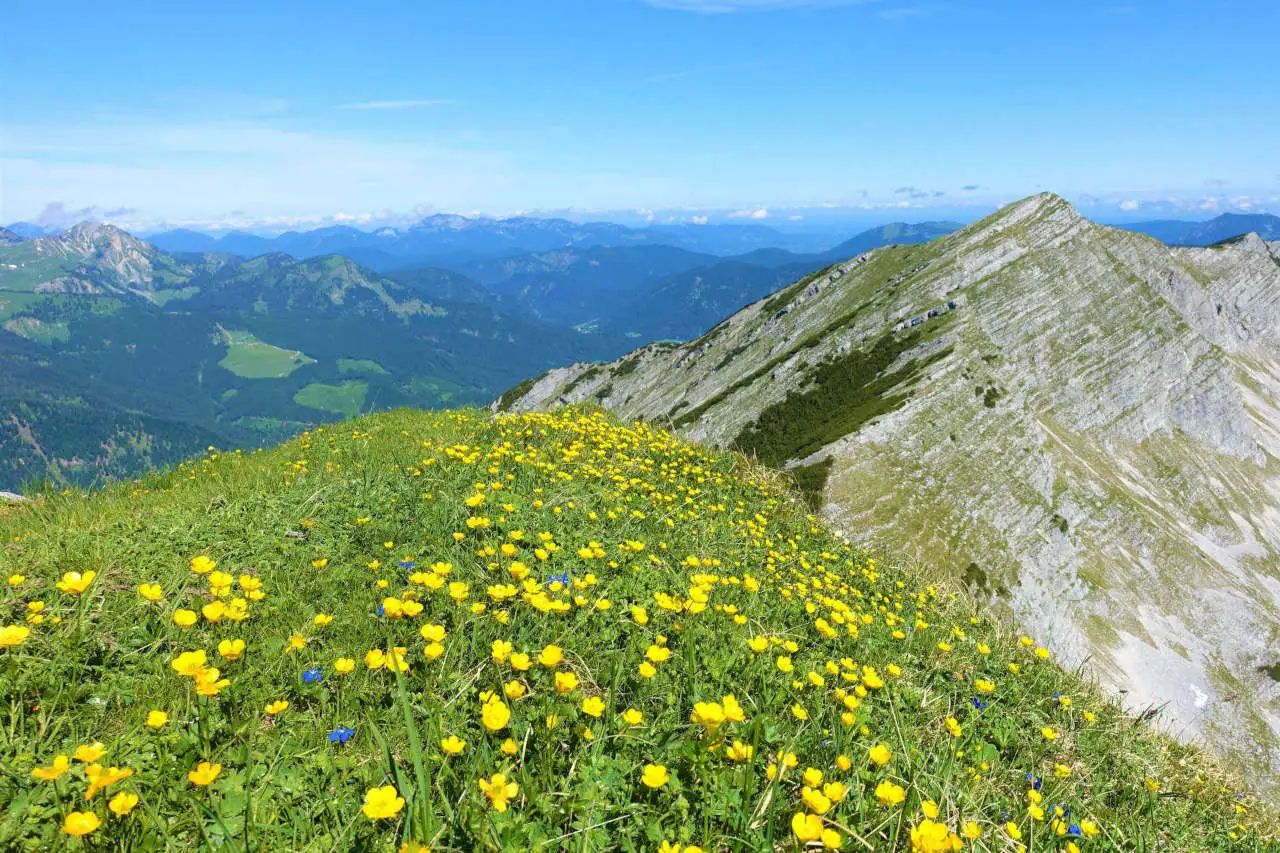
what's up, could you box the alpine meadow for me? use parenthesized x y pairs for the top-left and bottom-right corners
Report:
(2, 2), (1279, 851)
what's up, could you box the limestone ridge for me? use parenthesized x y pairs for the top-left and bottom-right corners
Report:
(497, 192), (1280, 786)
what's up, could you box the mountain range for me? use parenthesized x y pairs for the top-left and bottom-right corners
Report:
(499, 193), (1280, 786)
(0, 224), (617, 489)
(142, 214), (839, 268)
(1118, 212), (1280, 246)
(0, 216), (964, 488)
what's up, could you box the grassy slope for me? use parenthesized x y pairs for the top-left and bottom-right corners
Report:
(0, 409), (1267, 850)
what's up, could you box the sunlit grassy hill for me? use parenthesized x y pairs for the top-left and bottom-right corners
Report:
(0, 409), (1267, 850)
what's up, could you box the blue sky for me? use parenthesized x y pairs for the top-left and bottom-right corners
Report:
(2, 0), (1277, 232)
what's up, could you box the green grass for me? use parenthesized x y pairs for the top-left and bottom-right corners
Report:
(0, 408), (1266, 850)
(337, 358), (389, 376)
(147, 287), (201, 307)
(293, 380), (368, 417)
(218, 329), (316, 379)
(3, 316), (70, 344)
(0, 291), (50, 321)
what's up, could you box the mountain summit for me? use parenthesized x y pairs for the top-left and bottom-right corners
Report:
(499, 192), (1280, 785)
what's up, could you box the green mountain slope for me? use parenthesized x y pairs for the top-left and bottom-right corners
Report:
(0, 408), (1265, 848)
(498, 193), (1280, 789)
(0, 226), (613, 489)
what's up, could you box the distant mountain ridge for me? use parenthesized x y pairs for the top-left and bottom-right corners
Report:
(1118, 212), (1280, 246)
(144, 214), (835, 269)
(0, 224), (616, 489)
(501, 193), (1280, 787)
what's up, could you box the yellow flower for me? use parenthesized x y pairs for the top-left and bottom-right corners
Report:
(218, 639), (245, 661)
(85, 764), (134, 799)
(920, 799), (940, 819)
(874, 780), (906, 806)
(802, 786), (832, 814)
(622, 708), (643, 726)
(56, 570), (96, 595)
(641, 763), (670, 788)
(868, 743), (892, 766)
(791, 811), (823, 842)
(909, 818), (962, 853)
(791, 703), (809, 721)
(481, 696), (511, 731)
(1041, 726), (1059, 741)
(554, 671), (579, 693)
(31, 754), (70, 781)
(330, 656), (354, 674)
(188, 761), (222, 786)
(500, 738), (518, 755)
(365, 649), (386, 669)
(974, 678), (995, 694)
(1005, 822), (1022, 840)
(137, 583), (164, 602)
(62, 811), (101, 837)
(73, 742), (107, 763)
(171, 649), (207, 676)
(441, 735), (467, 756)
(0, 624), (31, 648)
(108, 791), (139, 816)
(645, 644), (671, 663)
(313, 613), (334, 627)
(726, 740), (754, 762)
(362, 785), (406, 819)
(190, 556), (216, 574)
(264, 700), (289, 715)
(7, 574), (24, 586)
(638, 661), (657, 679)
(478, 772), (520, 811)
(581, 696), (605, 717)
(962, 821), (982, 840)
(172, 609), (198, 628)
(944, 717), (962, 738)
(146, 710), (169, 729)
(538, 644), (564, 667)
(491, 639), (513, 662)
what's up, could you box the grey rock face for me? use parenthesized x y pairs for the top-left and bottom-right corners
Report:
(500, 193), (1280, 788)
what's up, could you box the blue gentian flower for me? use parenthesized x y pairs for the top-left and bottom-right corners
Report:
(546, 571), (570, 587)
(328, 726), (355, 744)
(970, 697), (988, 709)
(302, 667), (323, 684)
(1067, 824), (1082, 837)
(399, 560), (415, 569)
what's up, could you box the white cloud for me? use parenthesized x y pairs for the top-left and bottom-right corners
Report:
(690, 215), (709, 225)
(729, 207), (769, 219)
(337, 99), (453, 110)
(1119, 199), (1140, 211)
